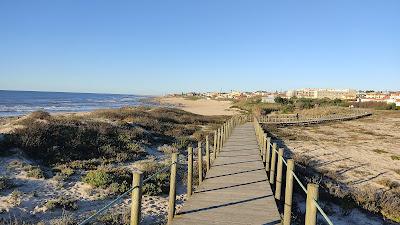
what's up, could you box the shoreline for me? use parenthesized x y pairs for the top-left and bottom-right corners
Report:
(0, 95), (239, 119)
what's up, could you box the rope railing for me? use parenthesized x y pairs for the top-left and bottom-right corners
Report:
(78, 163), (174, 225)
(78, 114), (248, 225)
(258, 110), (372, 124)
(253, 116), (334, 225)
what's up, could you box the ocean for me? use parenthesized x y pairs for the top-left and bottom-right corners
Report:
(0, 90), (156, 117)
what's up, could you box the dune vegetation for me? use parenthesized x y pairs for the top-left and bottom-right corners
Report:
(0, 107), (227, 224)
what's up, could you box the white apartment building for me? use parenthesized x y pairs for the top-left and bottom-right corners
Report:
(286, 88), (356, 100)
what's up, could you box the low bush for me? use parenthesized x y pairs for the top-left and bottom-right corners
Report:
(231, 97), (280, 115)
(7, 190), (22, 206)
(45, 197), (78, 211)
(96, 209), (130, 225)
(135, 160), (170, 196)
(82, 170), (114, 188)
(53, 165), (74, 181)
(24, 165), (45, 179)
(172, 136), (192, 151)
(391, 155), (400, 160)
(28, 110), (51, 120)
(10, 118), (146, 165)
(82, 168), (133, 195)
(0, 176), (14, 191)
(281, 104), (295, 114)
(142, 172), (169, 196)
(352, 102), (398, 110)
(69, 159), (101, 170)
(157, 144), (178, 154)
(6, 108), (225, 166)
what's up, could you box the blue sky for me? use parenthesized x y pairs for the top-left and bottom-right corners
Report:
(0, 0), (399, 95)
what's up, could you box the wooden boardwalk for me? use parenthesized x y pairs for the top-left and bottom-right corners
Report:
(172, 123), (281, 225)
(259, 112), (372, 126)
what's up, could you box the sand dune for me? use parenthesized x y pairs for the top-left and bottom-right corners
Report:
(157, 97), (239, 116)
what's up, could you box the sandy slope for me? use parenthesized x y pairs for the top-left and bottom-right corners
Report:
(0, 153), (186, 224)
(274, 111), (400, 189)
(269, 110), (400, 222)
(157, 97), (239, 116)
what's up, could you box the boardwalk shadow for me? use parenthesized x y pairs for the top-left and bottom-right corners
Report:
(195, 179), (267, 194)
(347, 171), (387, 185)
(218, 154), (258, 158)
(262, 221), (281, 225)
(177, 194), (273, 215)
(313, 157), (352, 167)
(206, 168), (264, 180)
(221, 148), (257, 152)
(214, 159), (260, 167)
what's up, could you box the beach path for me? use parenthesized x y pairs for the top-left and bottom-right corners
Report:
(172, 123), (281, 225)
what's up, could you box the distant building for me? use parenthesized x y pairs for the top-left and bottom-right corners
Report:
(261, 95), (276, 103)
(386, 92), (400, 106)
(286, 90), (297, 98)
(287, 88), (356, 100)
(361, 92), (389, 102)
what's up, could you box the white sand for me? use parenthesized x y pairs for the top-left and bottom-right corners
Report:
(157, 97), (240, 116)
(0, 152), (186, 224)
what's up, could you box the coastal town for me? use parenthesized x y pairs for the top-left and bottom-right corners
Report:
(169, 88), (400, 107)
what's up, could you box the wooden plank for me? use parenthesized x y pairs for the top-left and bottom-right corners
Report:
(172, 123), (281, 225)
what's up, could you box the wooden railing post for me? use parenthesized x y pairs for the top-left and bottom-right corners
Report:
(222, 124), (225, 145)
(206, 135), (210, 172)
(225, 122), (228, 140)
(187, 147), (193, 198)
(305, 184), (319, 225)
(197, 141), (203, 184)
(167, 153), (178, 224)
(275, 148), (284, 200)
(213, 131), (217, 160)
(220, 127), (224, 149)
(262, 134), (267, 163)
(130, 172), (143, 225)
(270, 143), (277, 184)
(283, 159), (295, 225)
(217, 127), (220, 152)
(224, 123), (226, 142)
(265, 137), (271, 172)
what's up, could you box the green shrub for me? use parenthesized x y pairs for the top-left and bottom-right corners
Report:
(281, 104), (295, 113)
(135, 160), (170, 196)
(391, 155), (400, 160)
(143, 172), (169, 196)
(25, 166), (45, 179)
(82, 168), (133, 194)
(45, 197), (78, 211)
(82, 170), (114, 188)
(172, 136), (192, 151)
(6, 107), (225, 166)
(69, 159), (101, 170)
(29, 110), (51, 120)
(157, 144), (178, 154)
(96, 209), (130, 225)
(10, 119), (146, 165)
(53, 165), (74, 181)
(109, 181), (130, 194)
(7, 190), (22, 206)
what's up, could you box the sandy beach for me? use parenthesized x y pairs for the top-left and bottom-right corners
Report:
(157, 97), (239, 116)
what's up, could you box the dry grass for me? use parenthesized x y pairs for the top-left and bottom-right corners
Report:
(375, 178), (400, 189)
(372, 149), (388, 154)
(269, 110), (400, 222)
(391, 155), (400, 160)
(291, 106), (356, 117)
